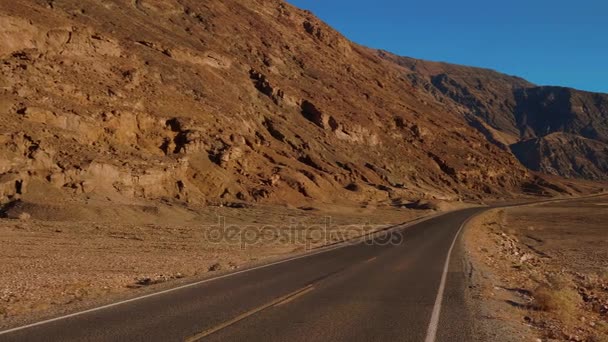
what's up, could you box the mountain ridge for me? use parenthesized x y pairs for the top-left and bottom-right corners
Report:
(0, 0), (604, 214)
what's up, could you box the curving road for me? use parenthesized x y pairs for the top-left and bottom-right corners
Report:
(0, 207), (485, 342)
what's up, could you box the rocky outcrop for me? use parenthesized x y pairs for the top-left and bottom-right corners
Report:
(250, 70), (284, 105)
(512, 87), (608, 143)
(300, 101), (336, 129)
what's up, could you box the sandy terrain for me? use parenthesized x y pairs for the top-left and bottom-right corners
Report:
(464, 196), (608, 341)
(0, 199), (437, 329)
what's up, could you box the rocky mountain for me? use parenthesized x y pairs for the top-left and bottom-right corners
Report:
(382, 54), (608, 180)
(0, 0), (600, 213)
(511, 133), (608, 180)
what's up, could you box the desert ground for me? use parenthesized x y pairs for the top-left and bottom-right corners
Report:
(465, 195), (608, 342)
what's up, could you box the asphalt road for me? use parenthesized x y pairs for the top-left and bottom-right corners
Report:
(0, 207), (485, 342)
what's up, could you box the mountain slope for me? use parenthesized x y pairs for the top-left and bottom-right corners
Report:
(0, 0), (545, 211)
(381, 54), (608, 180)
(380, 53), (533, 137)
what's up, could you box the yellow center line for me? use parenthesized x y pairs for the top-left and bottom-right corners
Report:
(184, 284), (315, 342)
(274, 286), (316, 307)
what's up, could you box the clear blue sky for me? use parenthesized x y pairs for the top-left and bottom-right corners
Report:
(287, 0), (607, 93)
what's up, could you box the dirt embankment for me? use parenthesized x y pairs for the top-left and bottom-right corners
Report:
(464, 197), (608, 341)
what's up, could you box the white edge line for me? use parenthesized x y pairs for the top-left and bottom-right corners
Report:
(424, 213), (478, 342)
(0, 211), (449, 336)
(422, 193), (608, 342)
(1, 194), (599, 336)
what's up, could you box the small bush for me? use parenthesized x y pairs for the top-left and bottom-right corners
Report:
(534, 285), (581, 323)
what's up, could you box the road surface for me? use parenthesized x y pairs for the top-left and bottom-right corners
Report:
(0, 207), (485, 342)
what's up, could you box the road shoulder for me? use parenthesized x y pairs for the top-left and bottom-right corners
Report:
(462, 197), (608, 341)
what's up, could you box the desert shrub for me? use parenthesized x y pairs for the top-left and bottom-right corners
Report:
(534, 284), (581, 324)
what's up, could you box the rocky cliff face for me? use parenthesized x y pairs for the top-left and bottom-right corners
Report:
(0, 0), (594, 210)
(382, 54), (608, 181)
(513, 87), (608, 143)
(511, 133), (608, 180)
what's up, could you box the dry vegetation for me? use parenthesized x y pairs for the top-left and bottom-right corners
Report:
(465, 196), (608, 341)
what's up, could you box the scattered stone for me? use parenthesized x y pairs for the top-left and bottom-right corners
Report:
(208, 263), (222, 272)
(134, 277), (152, 286)
(18, 212), (31, 221)
(520, 253), (534, 263)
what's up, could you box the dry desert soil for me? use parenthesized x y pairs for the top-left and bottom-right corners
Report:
(465, 195), (608, 342)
